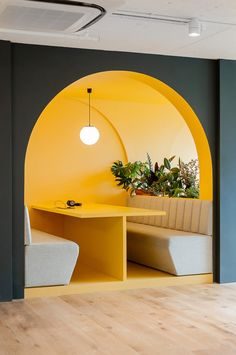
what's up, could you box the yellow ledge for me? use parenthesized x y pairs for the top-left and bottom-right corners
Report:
(25, 262), (213, 299)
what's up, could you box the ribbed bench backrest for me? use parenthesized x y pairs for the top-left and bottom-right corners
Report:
(127, 196), (212, 236)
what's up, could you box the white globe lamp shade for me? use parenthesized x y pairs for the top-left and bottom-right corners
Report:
(80, 125), (100, 145)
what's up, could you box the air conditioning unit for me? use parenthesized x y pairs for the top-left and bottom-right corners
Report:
(0, 0), (107, 35)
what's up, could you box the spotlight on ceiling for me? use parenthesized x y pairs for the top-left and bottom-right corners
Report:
(188, 18), (201, 37)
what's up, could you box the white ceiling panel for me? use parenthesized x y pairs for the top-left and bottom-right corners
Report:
(0, 0), (235, 59)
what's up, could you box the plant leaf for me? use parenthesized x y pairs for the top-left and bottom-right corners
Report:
(164, 158), (171, 170)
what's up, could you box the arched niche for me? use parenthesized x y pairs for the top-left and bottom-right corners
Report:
(25, 70), (212, 212)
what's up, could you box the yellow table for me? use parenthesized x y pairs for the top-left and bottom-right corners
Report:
(32, 203), (165, 282)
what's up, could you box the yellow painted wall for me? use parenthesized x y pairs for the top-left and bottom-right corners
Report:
(25, 71), (211, 213)
(62, 71), (197, 165)
(25, 95), (127, 207)
(93, 100), (197, 164)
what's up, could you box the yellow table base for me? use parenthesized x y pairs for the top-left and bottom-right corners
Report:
(26, 204), (212, 299)
(25, 262), (213, 299)
(30, 203), (166, 283)
(64, 216), (127, 281)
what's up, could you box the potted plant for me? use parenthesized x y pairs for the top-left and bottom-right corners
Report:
(111, 154), (199, 198)
(110, 160), (151, 196)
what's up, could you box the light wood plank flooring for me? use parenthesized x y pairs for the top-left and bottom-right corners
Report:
(1, 283), (236, 354)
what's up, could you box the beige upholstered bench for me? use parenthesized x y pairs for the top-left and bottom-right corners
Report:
(127, 196), (212, 276)
(24, 207), (79, 287)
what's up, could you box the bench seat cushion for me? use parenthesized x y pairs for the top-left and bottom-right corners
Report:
(25, 229), (79, 287)
(127, 222), (212, 276)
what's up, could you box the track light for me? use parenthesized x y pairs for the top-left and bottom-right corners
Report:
(188, 18), (201, 37)
(113, 11), (204, 38)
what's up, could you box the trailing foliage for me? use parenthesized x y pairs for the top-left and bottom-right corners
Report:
(111, 154), (199, 198)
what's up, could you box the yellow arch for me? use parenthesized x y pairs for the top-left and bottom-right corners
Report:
(26, 70), (213, 201)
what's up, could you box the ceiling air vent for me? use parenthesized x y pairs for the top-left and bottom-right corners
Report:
(0, 0), (106, 35)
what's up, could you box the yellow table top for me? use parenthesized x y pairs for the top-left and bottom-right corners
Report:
(32, 203), (166, 219)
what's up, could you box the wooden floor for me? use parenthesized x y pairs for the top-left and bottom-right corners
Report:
(2, 283), (236, 354)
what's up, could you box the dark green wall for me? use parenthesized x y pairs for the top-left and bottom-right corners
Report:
(0, 41), (12, 301)
(0, 41), (220, 300)
(219, 60), (236, 282)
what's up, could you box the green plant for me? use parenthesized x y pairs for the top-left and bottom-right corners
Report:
(111, 160), (150, 196)
(148, 155), (181, 197)
(179, 159), (199, 198)
(111, 155), (200, 198)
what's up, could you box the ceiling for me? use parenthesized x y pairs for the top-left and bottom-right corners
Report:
(0, 0), (236, 59)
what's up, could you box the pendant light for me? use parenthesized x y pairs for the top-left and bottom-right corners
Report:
(80, 88), (100, 145)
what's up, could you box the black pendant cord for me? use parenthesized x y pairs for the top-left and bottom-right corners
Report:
(87, 88), (92, 126)
(89, 91), (91, 126)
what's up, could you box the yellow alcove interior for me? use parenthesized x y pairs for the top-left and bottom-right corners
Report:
(25, 71), (213, 298)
